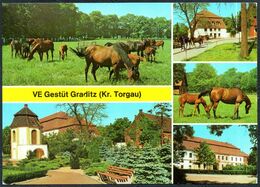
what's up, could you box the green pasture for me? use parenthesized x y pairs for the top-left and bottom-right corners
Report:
(173, 94), (257, 123)
(188, 43), (257, 61)
(3, 39), (171, 85)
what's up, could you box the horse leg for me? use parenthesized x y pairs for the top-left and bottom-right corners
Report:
(192, 104), (198, 116)
(197, 104), (200, 115)
(59, 51), (61, 61)
(51, 50), (54, 61)
(233, 103), (240, 119)
(85, 60), (91, 82)
(179, 103), (185, 117)
(46, 52), (49, 61)
(213, 102), (219, 119)
(109, 70), (114, 80)
(91, 63), (99, 82)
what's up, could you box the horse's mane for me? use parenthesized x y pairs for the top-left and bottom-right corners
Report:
(112, 43), (133, 69)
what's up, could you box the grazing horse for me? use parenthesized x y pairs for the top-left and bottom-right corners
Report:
(191, 36), (203, 47)
(179, 93), (209, 117)
(104, 42), (130, 54)
(59, 44), (68, 60)
(10, 40), (22, 58)
(126, 40), (149, 57)
(198, 87), (251, 119)
(70, 44), (140, 82)
(28, 39), (54, 61)
(155, 40), (164, 49)
(144, 46), (156, 62)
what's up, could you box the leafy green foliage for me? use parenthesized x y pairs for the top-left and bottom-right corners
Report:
(173, 23), (189, 39)
(70, 153), (80, 169)
(139, 118), (161, 146)
(195, 142), (216, 169)
(2, 126), (11, 154)
(26, 150), (36, 160)
(84, 162), (111, 176)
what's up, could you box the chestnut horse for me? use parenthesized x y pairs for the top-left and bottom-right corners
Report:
(10, 40), (22, 58)
(155, 40), (164, 49)
(70, 43), (140, 82)
(59, 44), (68, 60)
(28, 39), (54, 61)
(179, 93), (209, 117)
(198, 87), (251, 119)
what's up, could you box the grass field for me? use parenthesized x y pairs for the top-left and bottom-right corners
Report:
(188, 43), (257, 61)
(3, 39), (171, 85)
(173, 94), (257, 123)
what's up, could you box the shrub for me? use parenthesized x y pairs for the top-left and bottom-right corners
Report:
(80, 158), (91, 169)
(70, 153), (80, 169)
(3, 169), (48, 184)
(85, 162), (110, 176)
(26, 150), (36, 160)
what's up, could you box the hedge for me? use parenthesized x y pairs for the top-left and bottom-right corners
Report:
(183, 169), (256, 175)
(3, 169), (48, 184)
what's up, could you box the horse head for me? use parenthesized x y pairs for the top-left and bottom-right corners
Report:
(244, 95), (251, 114)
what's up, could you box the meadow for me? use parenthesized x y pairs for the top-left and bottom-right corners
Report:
(3, 39), (171, 86)
(188, 43), (257, 61)
(173, 94), (257, 123)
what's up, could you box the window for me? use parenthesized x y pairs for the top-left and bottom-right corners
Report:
(218, 28), (221, 31)
(218, 155), (220, 159)
(240, 158), (242, 161)
(231, 157), (233, 161)
(181, 165), (184, 169)
(31, 130), (37, 144)
(12, 130), (16, 142)
(218, 33), (221, 37)
(222, 156), (224, 160)
(210, 33), (212, 37)
(210, 28), (212, 31)
(214, 28), (217, 31)
(204, 28), (207, 31)
(226, 156), (228, 160)
(189, 153), (192, 158)
(189, 165), (192, 169)
(235, 158), (237, 161)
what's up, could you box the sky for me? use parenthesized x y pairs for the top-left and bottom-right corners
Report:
(185, 63), (256, 75)
(192, 125), (254, 154)
(2, 103), (170, 128)
(173, 3), (240, 25)
(75, 3), (171, 19)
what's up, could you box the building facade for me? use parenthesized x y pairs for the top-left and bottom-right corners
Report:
(175, 136), (248, 170)
(10, 104), (48, 160)
(192, 10), (228, 38)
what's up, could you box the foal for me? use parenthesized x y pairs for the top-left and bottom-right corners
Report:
(59, 44), (68, 60)
(179, 93), (209, 117)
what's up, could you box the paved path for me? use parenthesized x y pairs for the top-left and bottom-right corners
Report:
(173, 38), (239, 61)
(15, 167), (103, 184)
(186, 173), (257, 184)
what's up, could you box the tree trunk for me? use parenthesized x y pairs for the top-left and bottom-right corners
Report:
(240, 3), (248, 58)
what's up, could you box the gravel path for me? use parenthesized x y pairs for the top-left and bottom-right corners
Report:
(15, 167), (103, 184)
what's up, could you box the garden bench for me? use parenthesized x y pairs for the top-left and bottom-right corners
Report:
(97, 166), (134, 184)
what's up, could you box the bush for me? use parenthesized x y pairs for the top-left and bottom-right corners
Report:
(183, 167), (256, 175)
(84, 162), (110, 176)
(70, 153), (80, 169)
(80, 158), (91, 169)
(3, 169), (48, 184)
(26, 150), (36, 160)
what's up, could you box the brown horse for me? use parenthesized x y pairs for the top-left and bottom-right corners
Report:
(59, 44), (68, 60)
(179, 93), (209, 117)
(10, 40), (22, 58)
(191, 36), (203, 47)
(198, 87), (251, 119)
(28, 39), (54, 61)
(70, 44), (140, 82)
(155, 40), (164, 49)
(144, 46), (156, 62)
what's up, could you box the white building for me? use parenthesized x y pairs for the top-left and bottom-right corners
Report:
(191, 10), (228, 38)
(10, 104), (48, 160)
(175, 136), (248, 170)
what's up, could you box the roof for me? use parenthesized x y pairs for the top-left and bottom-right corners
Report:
(133, 110), (171, 133)
(10, 104), (41, 128)
(39, 112), (98, 134)
(193, 10), (226, 29)
(183, 136), (248, 157)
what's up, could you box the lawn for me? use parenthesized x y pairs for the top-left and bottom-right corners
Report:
(173, 94), (257, 123)
(188, 43), (257, 61)
(3, 39), (171, 85)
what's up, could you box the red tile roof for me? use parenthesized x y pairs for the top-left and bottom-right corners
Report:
(183, 136), (248, 157)
(39, 112), (98, 135)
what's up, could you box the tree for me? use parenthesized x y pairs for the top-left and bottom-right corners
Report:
(173, 3), (209, 38)
(195, 141), (216, 169)
(173, 23), (189, 39)
(105, 117), (131, 144)
(148, 103), (172, 145)
(2, 126), (11, 154)
(240, 3), (248, 58)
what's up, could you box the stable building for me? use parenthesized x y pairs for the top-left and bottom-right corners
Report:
(125, 109), (171, 147)
(10, 104), (48, 160)
(39, 112), (99, 136)
(192, 10), (228, 38)
(175, 136), (248, 170)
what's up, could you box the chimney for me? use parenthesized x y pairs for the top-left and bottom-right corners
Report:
(24, 104), (28, 108)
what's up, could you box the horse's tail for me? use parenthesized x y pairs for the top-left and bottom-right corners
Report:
(198, 88), (212, 98)
(69, 47), (86, 58)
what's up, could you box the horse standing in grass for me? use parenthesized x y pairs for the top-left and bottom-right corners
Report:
(179, 93), (209, 117)
(59, 44), (68, 60)
(144, 46), (156, 62)
(155, 40), (164, 49)
(70, 43), (140, 82)
(21, 43), (30, 58)
(126, 40), (150, 57)
(198, 87), (251, 119)
(10, 40), (22, 58)
(28, 39), (54, 61)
